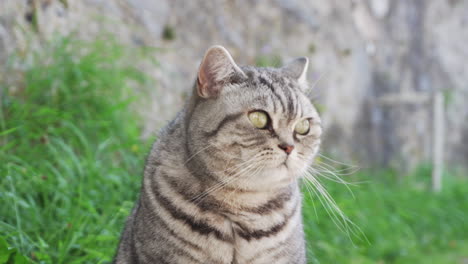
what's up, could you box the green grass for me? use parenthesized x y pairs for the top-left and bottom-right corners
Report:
(0, 37), (150, 263)
(303, 168), (468, 263)
(1, 38), (467, 263)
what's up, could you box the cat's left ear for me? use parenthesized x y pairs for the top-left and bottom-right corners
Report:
(197, 45), (246, 99)
(281, 57), (309, 89)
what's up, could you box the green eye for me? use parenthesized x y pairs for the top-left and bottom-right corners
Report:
(295, 119), (310, 135)
(248, 111), (268, 129)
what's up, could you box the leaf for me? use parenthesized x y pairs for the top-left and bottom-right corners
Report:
(32, 251), (51, 262)
(0, 237), (12, 263)
(0, 237), (30, 264)
(0, 126), (21, 136)
(12, 253), (29, 264)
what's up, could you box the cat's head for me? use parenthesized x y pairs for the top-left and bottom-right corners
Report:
(186, 46), (321, 191)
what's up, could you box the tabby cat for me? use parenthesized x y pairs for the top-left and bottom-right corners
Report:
(113, 46), (322, 264)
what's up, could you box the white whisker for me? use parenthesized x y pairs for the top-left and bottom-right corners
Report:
(303, 172), (368, 244)
(317, 153), (360, 169)
(303, 173), (349, 233)
(190, 152), (264, 203)
(315, 162), (360, 176)
(183, 144), (215, 165)
(306, 71), (329, 98)
(221, 164), (266, 207)
(297, 152), (368, 244)
(300, 178), (319, 219)
(192, 161), (259, 205)
(308, 166), (356, 199)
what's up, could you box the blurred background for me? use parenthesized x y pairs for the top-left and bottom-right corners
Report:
(0, 0), (467, 263)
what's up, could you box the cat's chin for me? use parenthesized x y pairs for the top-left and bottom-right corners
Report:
(238, 166), (299, 191)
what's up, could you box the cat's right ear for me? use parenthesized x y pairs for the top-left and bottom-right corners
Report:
(281, 57), (309, 90)
(197, 46), (246, 99)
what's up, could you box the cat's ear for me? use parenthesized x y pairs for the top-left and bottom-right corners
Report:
(197, 45), (246, 98)
(281, 57), (309, 89)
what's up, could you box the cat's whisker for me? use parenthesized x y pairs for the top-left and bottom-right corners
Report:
(190, 154), (264, 203)
(300, 152), (363, 186)
(314, 162), (360, 176)
(310, 165), (359, 184)
(220, 164), (267, 207)
(307, 158), (358, 198)
(183, 142), (242, 167)
(297, 157), (354, 230)
(222, 158), (260, 176)
(302, 173), (349, 233)
(309, 168), (359, 186)
(217, 152), (266, 180)
(300, 177), (319, 219)
(183, 144), (215, 165)
(306, 71), (329, 98)
(303, 177), (353, 240)
(303, 172), (367, 243)
(310, 162), (369, 185)
(191, 162), (260, 205)
(317, 153), (360, 169)
(314, 156), (360, 175)
(307, 167), (356, 199)
(297, 153), (368, 243)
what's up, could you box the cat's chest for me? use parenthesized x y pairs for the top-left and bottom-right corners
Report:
(223, 200), (302, 264)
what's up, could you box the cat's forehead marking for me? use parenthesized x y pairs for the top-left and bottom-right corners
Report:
(242, 66), (308, 120)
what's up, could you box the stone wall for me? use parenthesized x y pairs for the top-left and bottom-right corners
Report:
(1, 0), (467, 170)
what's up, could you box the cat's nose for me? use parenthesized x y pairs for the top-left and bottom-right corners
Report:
(278, 143), (294, 155)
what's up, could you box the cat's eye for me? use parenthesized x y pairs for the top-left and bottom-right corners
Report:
(294, 119), (310, 135)
(248, 111), (268, 129)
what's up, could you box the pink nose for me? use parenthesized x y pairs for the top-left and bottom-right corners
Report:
(278, 143), (294, 154)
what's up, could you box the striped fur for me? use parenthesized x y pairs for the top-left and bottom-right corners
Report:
(113, 46), (322, 264)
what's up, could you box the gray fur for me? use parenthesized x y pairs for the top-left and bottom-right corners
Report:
(113, 46), (322, 264)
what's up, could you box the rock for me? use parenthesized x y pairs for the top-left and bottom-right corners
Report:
(0, 0), (467, 170)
